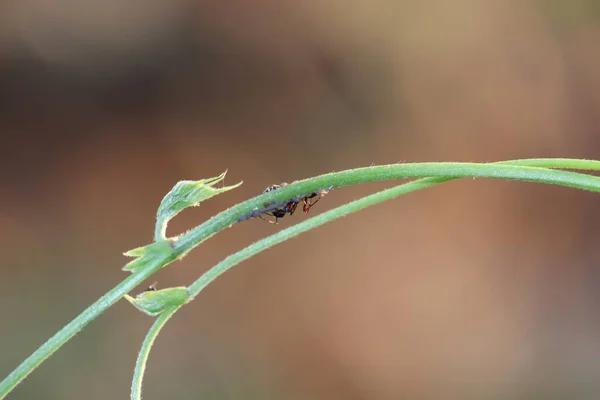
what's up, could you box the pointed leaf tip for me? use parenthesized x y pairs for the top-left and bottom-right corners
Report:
(122, 240), (174, 272)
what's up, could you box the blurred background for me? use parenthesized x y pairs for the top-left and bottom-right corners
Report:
(1, 0), (600, 398)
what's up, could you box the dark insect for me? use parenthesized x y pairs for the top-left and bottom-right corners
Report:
(144, 282), (158, 292)
(261, 183), (300, 223)
(260, 183), (330, 223)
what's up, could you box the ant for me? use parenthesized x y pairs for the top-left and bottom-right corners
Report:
(261, 183), (299, 223)
(260, 182), (330, 223)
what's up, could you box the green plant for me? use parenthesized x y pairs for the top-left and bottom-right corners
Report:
(1, 158), (600, 399)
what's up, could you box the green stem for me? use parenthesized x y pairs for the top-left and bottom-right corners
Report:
(2, 159), (600, 399)
(154, 217), (168, 242)
(131, 306), (181, 400)
(497, 158), (600, 169)
(173, 160), (600, 254)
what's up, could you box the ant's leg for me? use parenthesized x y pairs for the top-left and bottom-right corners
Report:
(301, 198), (310, 213)
(303, 196), (322, 213)
(303, 189), (331, 213)
(288, 201), (299, 216)
(259, 213), (278, 224)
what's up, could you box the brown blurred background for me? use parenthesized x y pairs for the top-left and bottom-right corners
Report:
(1, 0), (600, 398)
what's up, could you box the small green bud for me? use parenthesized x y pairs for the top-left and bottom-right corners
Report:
(124, 287), (190, 317)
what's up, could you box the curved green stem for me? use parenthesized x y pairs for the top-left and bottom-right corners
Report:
(173, 160), (600, 254)
(497, 158), (600, 169)
(154, 217), (168, 242)
(131, 306), (181, 400)
(186, 160), (600, 296)
(2, 158), (600, 399)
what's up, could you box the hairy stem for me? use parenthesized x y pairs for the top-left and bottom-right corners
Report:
(131, 306), (181, 400)
(174, 160), (600, 254)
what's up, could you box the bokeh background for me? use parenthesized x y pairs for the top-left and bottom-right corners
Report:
(2, 0), (600, 398)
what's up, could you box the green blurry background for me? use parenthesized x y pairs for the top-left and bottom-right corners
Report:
(1, 0), (600, 398)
